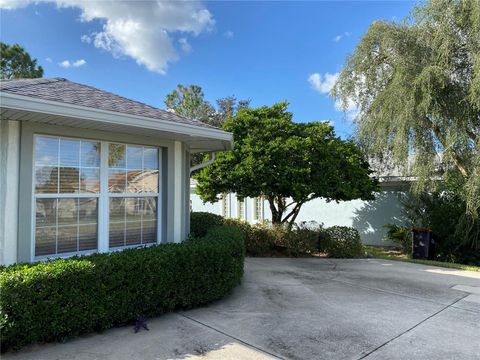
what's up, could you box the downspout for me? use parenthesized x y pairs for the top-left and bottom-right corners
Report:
(189, 152), (216, 175)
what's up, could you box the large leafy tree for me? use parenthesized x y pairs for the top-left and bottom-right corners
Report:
(195, 102), (379, 226)
(0, 42), (43, 79)
(332, 0), (480, 218)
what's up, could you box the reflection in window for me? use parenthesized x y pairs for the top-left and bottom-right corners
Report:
(33, 136), (161, 257)
(35, 197), (98, 256)
(34, 136), (100, 257)
(108, 143), (159, 248)
(108, 144), (159, 194)
(109, 197), (157, 248)
(35, 137), (100, 194)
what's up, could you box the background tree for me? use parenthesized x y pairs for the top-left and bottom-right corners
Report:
(165, 84), (250, 127)
(165, 84), (250, 167)
(195, 102), (379, 226)
(332, 0), (480, 220)
(165, 84), (215, 124)
(0, 42), (43, 79)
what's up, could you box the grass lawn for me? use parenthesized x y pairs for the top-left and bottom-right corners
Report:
(364, 246), (480, 272)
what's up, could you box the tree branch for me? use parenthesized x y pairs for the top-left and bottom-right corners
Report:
(424, 117), (469, 177)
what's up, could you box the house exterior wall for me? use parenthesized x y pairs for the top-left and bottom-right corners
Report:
(190, 189), (406, 246)
(0, 120), (192, 265)
(0, 120), (20, 265)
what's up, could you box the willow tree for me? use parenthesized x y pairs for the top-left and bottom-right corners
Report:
(332, 0), (480, 222)
(195, 102), (378, 226)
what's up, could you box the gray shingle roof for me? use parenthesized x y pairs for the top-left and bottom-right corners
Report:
(0, 77), (217, 129)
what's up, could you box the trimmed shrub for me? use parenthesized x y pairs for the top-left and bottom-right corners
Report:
(0, 225), (244, 352)
(322, 226), (363, 258)
(224, 219), (318, 257)
(190, 211), (224, 238)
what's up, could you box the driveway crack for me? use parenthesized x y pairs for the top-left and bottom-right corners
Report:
(179, 313), (286, 360)
(356, 293), (470, 359)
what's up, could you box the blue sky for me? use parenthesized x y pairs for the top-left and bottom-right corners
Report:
(0, 1), (414, 138)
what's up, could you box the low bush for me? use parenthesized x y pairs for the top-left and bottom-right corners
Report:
(224, 219), (319, 257)
(189, 212), (363, 258)
(383, 224), (411, 253)
(0, 225), (244, 352)
(321, 226), (363, 258)
(190, 211), (224, 238)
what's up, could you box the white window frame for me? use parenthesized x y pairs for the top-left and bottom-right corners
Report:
(237, 198), (245, 220)
(31, 134), (162, 260)
(221, 193), (230, 218)
(253, 196), (264, 223)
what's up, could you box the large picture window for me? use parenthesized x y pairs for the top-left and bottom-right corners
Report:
(33, 135), (161, 258)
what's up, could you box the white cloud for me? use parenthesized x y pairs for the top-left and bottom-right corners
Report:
(0, 0), (215, 74)
(224, 30), (234, 38)
(178, 38), (191, 53)
(333, 31), (351, 42)
(308, 72), (339, 94)
(309, 72), (359, 121)
(59, 59), (86, 68)
(45, 57), (52, 63)
(80, 34), (91, 44)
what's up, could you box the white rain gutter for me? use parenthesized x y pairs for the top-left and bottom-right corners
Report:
(190, 152), (216, 174)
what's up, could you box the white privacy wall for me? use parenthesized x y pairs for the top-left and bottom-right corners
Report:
(190, 190), (406, 246)
(0, 120), (20, 265)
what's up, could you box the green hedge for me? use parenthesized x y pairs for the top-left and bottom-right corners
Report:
(190, 211), (224, 238)
(0, 225), (245, 352)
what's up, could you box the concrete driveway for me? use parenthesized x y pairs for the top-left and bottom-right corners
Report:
(5, 258), (480, 360)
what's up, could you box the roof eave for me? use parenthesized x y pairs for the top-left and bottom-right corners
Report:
(0, 91), (233, 151)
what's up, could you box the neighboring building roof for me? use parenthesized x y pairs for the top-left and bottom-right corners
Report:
(0, 77), (215, 129)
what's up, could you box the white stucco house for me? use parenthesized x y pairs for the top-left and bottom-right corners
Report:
(191, 175), (410, 246)
(0, 78), (233, 265)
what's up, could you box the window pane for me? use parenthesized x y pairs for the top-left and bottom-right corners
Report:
(109, 143), (125, 168)
(143, 148), (158, 170)
(35, 227), (56, 256)
(109, 221), (125, 248)
(79, 224), (97, 250)
(57, 225), (78, 253)
(126, 170), (143, 193)
(80, 168), (100, 193)
(35, 166), (58, 193)
(126, 221), (142, 245)
(34, 135), (101, 257)
(143, 198), (157, 221)
(36, 198), (57, 227)
(59, 139), (80, 167)
(127, 146), (143, 170)
(57, 198), (78, 225)
(142, 220), (157, 243)
(126, 198), (142, 222)
(81, 141), (100, 167)
(35, 137), (58, 166)
(59, 167), (80, 193)
(109, 169), (126, 193)
(142, 171), (158, 193)
(109, 198), (125, 223)
(79, 198), (97, 223)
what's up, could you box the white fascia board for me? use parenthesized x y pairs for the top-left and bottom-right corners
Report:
(0, 92), (233, 148)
